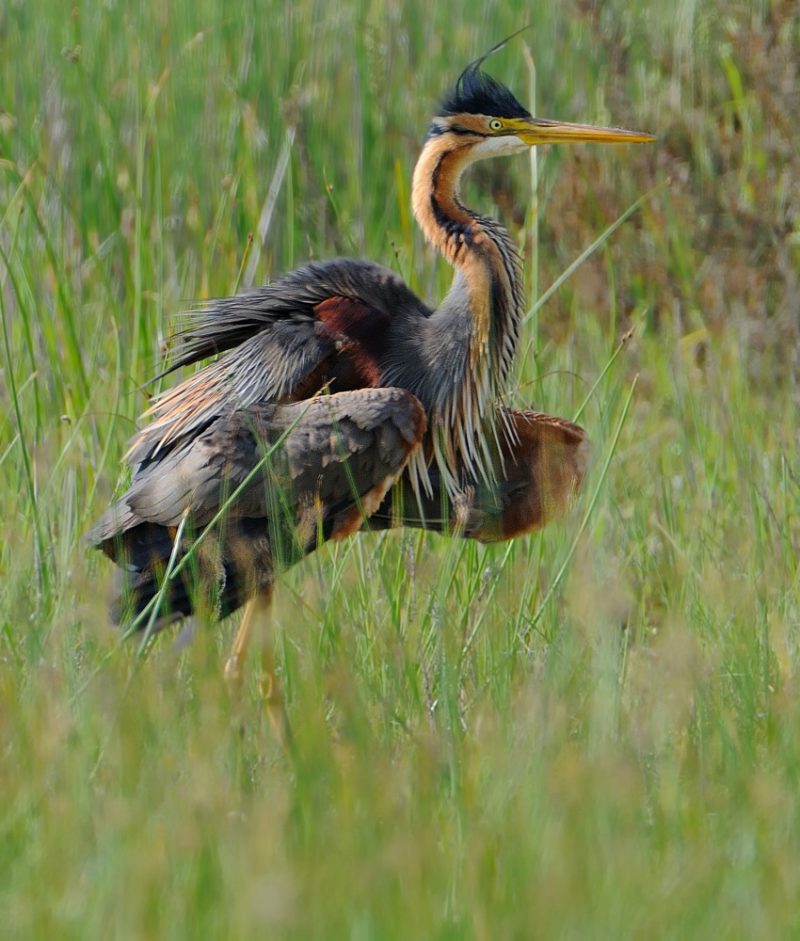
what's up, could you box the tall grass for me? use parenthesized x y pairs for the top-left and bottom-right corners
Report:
(1, 0), (798, 937)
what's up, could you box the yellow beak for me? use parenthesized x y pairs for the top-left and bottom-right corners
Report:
(509, 116), (655, 145)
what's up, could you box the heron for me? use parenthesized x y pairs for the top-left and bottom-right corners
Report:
(90, 44), (653, 739)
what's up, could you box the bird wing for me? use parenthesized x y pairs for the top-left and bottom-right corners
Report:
(128, 260), (431, 465)
(90, 388), (427, 568)
(368, 407), (589, 541)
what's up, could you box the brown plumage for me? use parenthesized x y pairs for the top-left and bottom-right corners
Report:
(90, 400), (587, 627)
(89, 45), (651, 735)
(91, 389), (427, 625)
(372, 408), (589, 542)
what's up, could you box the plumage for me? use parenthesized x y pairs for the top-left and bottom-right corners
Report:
(440, 57), (531, 121)
(371, 408), (589, 541)
(133, 260), (430, 465)
(90, 402), (587, 626)
(91, 389), (427, 625)
(89, 46), (652, 731)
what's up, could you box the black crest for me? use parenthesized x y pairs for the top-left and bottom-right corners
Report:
(440, 30), (531, 119)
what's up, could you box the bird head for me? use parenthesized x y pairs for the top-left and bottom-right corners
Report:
(428, 56), (654, 158)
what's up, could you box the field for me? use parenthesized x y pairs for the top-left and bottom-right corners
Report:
(2, 1), (799, 937)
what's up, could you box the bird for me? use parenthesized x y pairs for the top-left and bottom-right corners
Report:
(89, 41), (653, 739)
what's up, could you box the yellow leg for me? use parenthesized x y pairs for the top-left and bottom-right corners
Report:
(257, 613), (293, 750)
(224, 589), (292, 747)
(224, 593), (262, 692)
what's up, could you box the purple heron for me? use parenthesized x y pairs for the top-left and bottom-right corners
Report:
(90, 47), (652, 737)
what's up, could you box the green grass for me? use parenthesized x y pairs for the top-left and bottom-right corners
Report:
(2, 0), (799, 937)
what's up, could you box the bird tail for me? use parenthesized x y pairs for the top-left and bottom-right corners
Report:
(110, 558), (251, 630)
(90, 510), (267, 630)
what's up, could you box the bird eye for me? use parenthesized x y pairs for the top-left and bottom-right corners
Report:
(489, 119), (503, 131)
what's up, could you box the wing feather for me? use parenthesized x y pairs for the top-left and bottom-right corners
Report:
(128, 260), (431, 465)
(90, 389), (428, 566)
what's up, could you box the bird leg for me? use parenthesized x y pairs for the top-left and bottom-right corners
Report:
(223, 593), (262, 691)
(224, 587), (291, 746)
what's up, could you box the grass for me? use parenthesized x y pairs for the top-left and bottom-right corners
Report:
(1, 0), (799, 937)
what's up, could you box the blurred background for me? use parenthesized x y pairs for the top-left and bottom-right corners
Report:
(1, 1), (799, 937)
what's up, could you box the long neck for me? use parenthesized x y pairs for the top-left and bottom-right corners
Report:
(411, 136), (524, 487)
